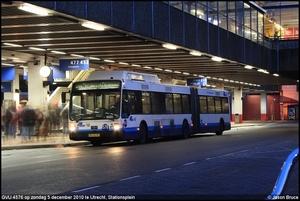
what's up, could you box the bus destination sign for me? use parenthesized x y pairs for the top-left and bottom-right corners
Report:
(74, 81), (120, 90)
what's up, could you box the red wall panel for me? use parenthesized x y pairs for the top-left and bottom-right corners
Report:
(243, 94), (261, 120)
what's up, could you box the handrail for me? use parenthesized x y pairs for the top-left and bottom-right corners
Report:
(266, 147), (299, 200)
(47, 68), (95, 106)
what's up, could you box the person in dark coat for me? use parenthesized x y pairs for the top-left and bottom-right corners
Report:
(61, 107), (69, 135)
(21, 104), (37, 142)
(3, 107), (12, 137)
(9, 106), (18, 138)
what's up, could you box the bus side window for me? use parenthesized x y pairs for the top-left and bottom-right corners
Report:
(130, 94), (136, 114)
(207, 96), (215, 113)
(199, 96), (208, 114)
(173, 94), (182, 113)
(182, 94), (190, 113)
(165, 93), (173, 114)
(142, 92), (151, 114)
(125, 91), (136, 115)
(151, 92), (161, 114)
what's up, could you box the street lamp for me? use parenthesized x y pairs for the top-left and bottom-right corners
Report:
(39, 65), (51, 78)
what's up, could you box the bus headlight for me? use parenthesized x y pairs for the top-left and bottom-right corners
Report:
(69, 123), (76, 132)
(114, 123), (120, 130)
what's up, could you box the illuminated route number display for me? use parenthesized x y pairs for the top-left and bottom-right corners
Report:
(70, 59), (89, 65)
(59, 58), (90, 70)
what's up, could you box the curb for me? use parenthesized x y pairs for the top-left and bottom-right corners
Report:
(1, 141), (91, 151)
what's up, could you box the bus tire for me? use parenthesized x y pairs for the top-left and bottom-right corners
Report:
(138, 123), (147, 144)
(182, 121), (189, 139)
(216, 120), (224, 135)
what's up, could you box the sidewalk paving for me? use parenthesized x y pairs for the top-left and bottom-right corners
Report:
(1, 133), (90, 150)
(1, 121), (266, 151)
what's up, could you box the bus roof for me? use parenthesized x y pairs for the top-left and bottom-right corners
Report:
(87, 70), (161, 84)
(85, 70), (230, 96)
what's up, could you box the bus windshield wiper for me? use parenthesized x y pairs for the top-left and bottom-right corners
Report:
(73, 114), (85, 122)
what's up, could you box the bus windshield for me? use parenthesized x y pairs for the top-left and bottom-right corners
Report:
(69, 90), (121, 121)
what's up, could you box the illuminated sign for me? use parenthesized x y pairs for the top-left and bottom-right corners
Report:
(59, 58), (89, 71)
(187, 78), (207, 86)
(1, 67), (15, 81)
(74, 81), (120, 90)
(1, 82), (12, 92)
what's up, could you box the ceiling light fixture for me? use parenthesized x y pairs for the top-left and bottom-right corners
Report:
(50, 50), (66, 54)
(162, 43), (177, 50)
(190, 50), (202, 56)
(70, 54), (84, 57)
(12, 60), (27, 63)
(244, 65), (253, 69)
(119, 62), (129, 65)
(211, 56), (222, 62)
(3, 43), (23, 47)
(103, 59), (115, 63)
(258, 69), (269, 74)
(2, 63), (15, 66)
(89, 57), (101, 60)
(18, 4), (49, 16)
(81, 22), (105, 31)
(38, 38), (50, 41)
(28, 47), (46, 51)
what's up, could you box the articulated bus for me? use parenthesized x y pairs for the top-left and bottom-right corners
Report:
(63, 70), (231, 145)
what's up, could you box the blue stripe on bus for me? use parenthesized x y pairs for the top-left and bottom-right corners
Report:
(75, 122), (229, 134)
(74, 121), (230, 141)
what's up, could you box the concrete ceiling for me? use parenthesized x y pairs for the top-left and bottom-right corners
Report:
(1, 1), (299, 91)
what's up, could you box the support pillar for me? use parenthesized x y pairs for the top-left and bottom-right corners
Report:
(260, 92), (267, 121)
(27, 61), (49, 110)
(215, 83), (225, 90)
(232, 87), (243, 123)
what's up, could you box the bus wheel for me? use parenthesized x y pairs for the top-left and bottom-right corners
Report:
(182, 121), (189, 139)
(139, 123), (147, 144)
(216, 121), (224, 135)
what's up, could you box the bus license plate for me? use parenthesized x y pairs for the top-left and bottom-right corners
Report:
(89, 133), (100, 137)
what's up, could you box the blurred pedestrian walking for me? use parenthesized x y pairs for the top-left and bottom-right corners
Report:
(21, 104), (37, 142)
(9, 106), (18, 138)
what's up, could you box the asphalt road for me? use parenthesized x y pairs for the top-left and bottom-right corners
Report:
(1, 122), (298, 200)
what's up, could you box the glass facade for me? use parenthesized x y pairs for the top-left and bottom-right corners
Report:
(163, 1), (299, 45)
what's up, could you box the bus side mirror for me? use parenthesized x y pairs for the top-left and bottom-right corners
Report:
(61, 91), (70, 103)
(62, 92), (66, 103)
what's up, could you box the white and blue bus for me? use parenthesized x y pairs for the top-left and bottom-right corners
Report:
(63, 70), (231, 145)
